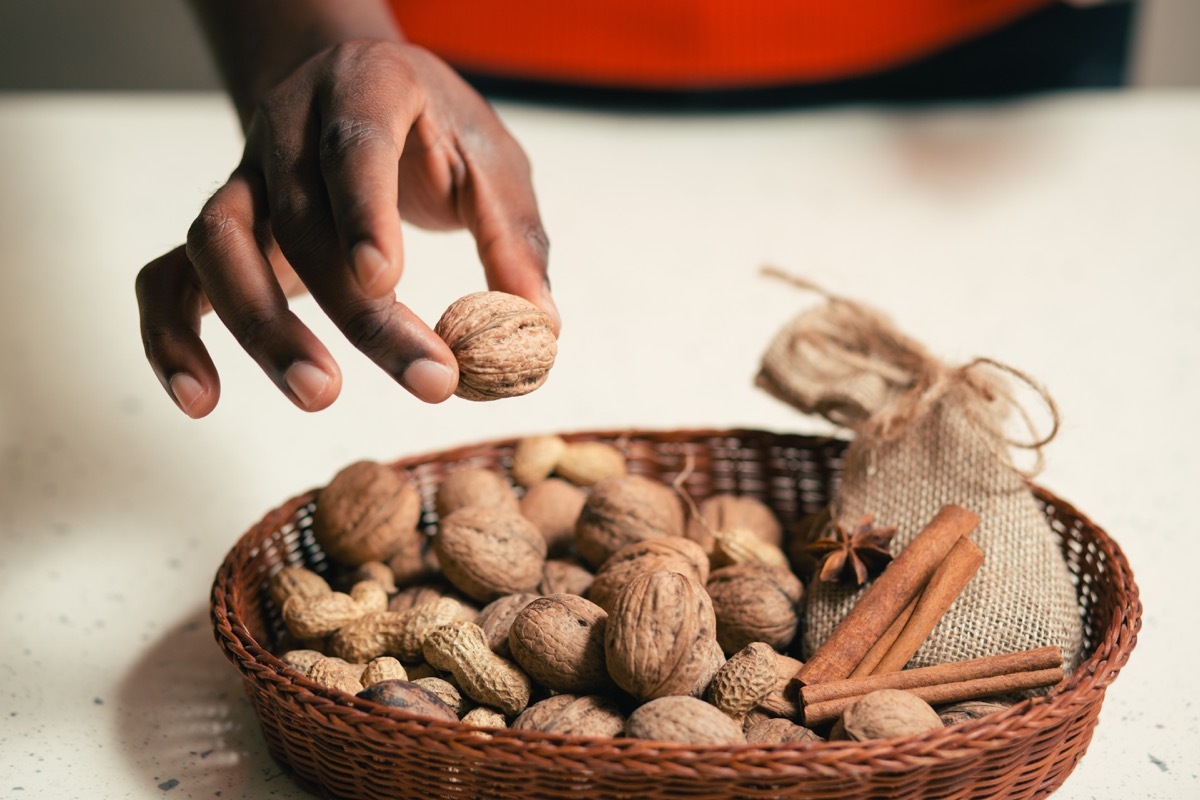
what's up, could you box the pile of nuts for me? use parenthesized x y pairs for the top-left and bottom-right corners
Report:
(271, 435), (990, 745)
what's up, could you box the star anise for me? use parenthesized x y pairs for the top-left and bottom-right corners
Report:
(800, 514), (896, 586)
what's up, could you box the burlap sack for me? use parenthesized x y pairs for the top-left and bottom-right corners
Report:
(757, 279), (1083, 671)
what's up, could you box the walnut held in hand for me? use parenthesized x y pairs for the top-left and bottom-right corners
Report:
(434, 291), (557, 402)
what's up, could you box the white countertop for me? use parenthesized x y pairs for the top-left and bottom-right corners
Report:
(0, 89), (1196, 799)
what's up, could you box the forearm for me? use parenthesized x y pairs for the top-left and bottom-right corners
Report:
(187, 0), (403, 128)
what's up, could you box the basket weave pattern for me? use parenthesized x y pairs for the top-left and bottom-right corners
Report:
(211, 429), (1140, 800)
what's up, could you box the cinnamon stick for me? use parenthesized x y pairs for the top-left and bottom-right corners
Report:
(802, 664), (1064, 726)
(870, 537), (985, 674)
(849, 594), (918, 678)
(793, 505), (979, 687)
(798, 645), (1063, 725)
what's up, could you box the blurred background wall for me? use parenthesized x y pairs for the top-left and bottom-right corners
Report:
(0, 0), (1196, 91)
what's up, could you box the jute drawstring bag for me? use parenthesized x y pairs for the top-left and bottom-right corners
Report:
(757, 273), (1083, 671)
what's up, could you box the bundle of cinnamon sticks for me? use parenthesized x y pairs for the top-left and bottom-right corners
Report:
(791, 505), (1065, 727)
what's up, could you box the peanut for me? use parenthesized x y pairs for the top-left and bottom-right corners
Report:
(349, 580), (390, 613)
(306, 657), (365, 695)
(511, 435), (567, 487)
(327, 597), (467, 663)
(706, 642), (779, 725)
(461, 706), (508, 730)
(360, 656), (408, 687)
(268, 566), (331, 609)
(278, 649), (325, 675)
(554, 441), (627, 486)
(282, 591), (364, 640)
(423, 620), (532, 717)
(346, 561), (398, 595)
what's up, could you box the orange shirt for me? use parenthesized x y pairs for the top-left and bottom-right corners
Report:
(388, 0), (1054, 90)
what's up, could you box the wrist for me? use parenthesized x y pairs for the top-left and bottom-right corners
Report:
(188, 0), (403, 128)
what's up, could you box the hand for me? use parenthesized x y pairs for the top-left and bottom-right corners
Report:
(136, 40), (557, 418)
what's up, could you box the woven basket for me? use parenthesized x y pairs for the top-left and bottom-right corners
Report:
(211, 428), (1140, 800)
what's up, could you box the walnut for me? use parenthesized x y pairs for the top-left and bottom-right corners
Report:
(433, 507), (547, 602)
(574, 475), (685, 568)
(587, 536), (709, 613)
(474, 592), (541, 657)
(435, 467), (519, 519)
(311, 460), (423, 567)
(519, 477), (587, 556)
(625, 696), (746, 745)
(937, 699), (1015, 727)
(604, 570), (718, 701)
(512, 694), (626, 739)
(538, 558), (594, 596)
(840, 689), (944, 740)
(745, 717), (824, 744)
(508, 594), (612, 695)
(686, 494), (783, 557)
(433, 291), (557, 402)
(706, 564), (803, 655)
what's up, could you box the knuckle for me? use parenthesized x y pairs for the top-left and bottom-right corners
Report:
(338, 302), (390, 352)
(139, 320), (176, 355)
(522, 220), (550, 262)
(186, 204), (242, 263)
(227, 300), (280, 353)
(319, 117), (392, 164)
(271, 191), (323, 247)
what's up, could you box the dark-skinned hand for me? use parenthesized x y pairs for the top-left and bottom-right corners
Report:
(136, 41), (558, 418)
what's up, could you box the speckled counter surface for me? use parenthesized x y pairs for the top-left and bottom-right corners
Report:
(0, 91), (1196, 799)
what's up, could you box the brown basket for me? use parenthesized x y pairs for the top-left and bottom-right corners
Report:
(211, 428), (1140, 800)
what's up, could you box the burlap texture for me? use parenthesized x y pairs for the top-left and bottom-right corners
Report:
(758, 287), (1083, 671)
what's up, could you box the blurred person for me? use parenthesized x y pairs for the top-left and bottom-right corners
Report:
(135, 0), (1133, 418)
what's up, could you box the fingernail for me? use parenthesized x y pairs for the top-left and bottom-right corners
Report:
(169, 373), (204, 415)
(352, 242), (390, 293)
(403, 359), (456, 403)
(285, 361), (332, 409)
